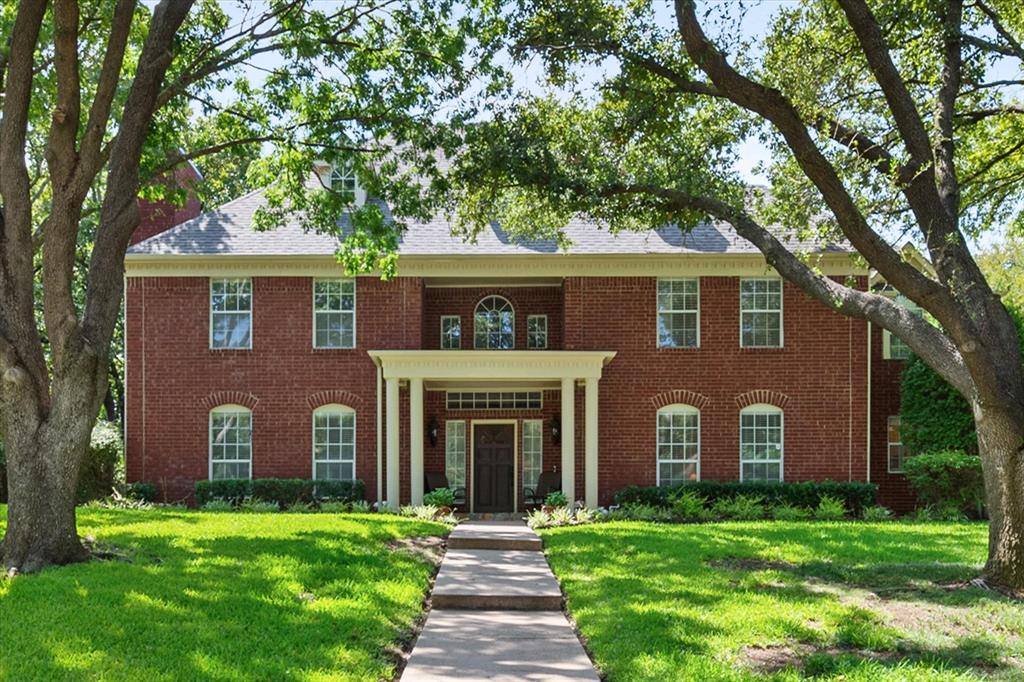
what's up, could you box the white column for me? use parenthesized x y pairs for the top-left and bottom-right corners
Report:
(409, 377), (424, 506)
(585, 377), (599, 508)
(560, 377), (576, 505)
(386, 377), (400, 510)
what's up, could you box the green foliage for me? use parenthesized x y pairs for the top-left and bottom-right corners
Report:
(284, 501), (316, 514)
(814, 495), (848, 521)
(250, 479), (313, 508)
(771, 502), (811, 521)
(312, 479), (367, 503)
(711, 495), (766, 521)
(350, 500), (373, 514)
(239, 499), (282, 514)
(903, 451), (986, 518)
(979, 239), (1024, 310)
(125, 482), (157, 503)
(862, 505), (894, 522)
(200, 500), (234, 512)
(900, 356), (978, 455)
(77, 421), (125, 504)
(670, 489), (711, 520)
(195, 478), (366, 507)
(614, 481), (878, 516)
(545, 491), (569, 507)
(608, 504), (674, 523)
(318, 501), (352, 514)
(423, 487), (456, 508)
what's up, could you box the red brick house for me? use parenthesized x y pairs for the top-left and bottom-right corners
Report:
(124, 169), (915, 510)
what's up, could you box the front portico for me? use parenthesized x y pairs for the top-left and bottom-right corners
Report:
(368, 350), (616, 510)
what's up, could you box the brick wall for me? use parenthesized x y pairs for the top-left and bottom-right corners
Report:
(869, 323), (916, 511)
(422, 286), (564, 350)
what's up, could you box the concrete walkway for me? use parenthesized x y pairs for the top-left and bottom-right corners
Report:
(402, 521), (599, 682)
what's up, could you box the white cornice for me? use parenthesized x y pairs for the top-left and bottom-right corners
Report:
(367, 350), (617, 381)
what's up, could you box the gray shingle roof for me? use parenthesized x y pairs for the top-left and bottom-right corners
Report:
(126, 186), (850, 258)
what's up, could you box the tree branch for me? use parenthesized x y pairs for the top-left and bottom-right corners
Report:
(973, 0), (1024, 60)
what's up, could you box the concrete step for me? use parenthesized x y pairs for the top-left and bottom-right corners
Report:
(431, 549), (563, 610)
(401, 610), (599, 681)
(447, 521), (543, 551)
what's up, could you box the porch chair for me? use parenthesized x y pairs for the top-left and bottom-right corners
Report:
(424, 472), (466, 507)
(524, 471), (562, 507)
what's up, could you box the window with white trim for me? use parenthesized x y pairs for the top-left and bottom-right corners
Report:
(445, 421), (466, 489)
(441, 316), (461, 350)
(474, 295), (515, 349)
(657, 279), (699, 348)
(740, 405), (783, 482)
(523, 420), (543, 492)
(209, 406), (252, 480)
(740, 278), (783, 348)
(527, 315), (548, 349)
(446, 391), (542, 410)
(657, 405), (700, 486)
(887, 416), (908, 473)
(883, 295), (923, 360)
(330, 165), (357, 199)
(210, 278), (252, 349)
(313, 279), (356, 348)
(313, 405), (356, 481)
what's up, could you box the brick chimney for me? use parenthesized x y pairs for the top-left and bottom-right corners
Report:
(130, 161), (203, 245)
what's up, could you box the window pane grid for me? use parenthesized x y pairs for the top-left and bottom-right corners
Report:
(211, 279), (252, 349)
(313, 409), (355, 481)
(446, 391), (542, 410)
(210, 410), (252, 480)
(527, 315), (548, 349)
(474, 296), (514, 349)
(887, 415), (907, 473)
(523, 420), (543, 491)
(314, 279), (356, 348)
(441, 316), (462, 350)
(740, 410), (783, 482)
(446, 421), (466, 488)
(656, 409), (699, 486)
(657, 279), (699, 348)
(740, 279), (782, 348)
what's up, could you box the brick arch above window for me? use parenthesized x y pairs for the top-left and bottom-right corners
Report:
(734, 389), (790, 410)
(201, 390), (259, 411)
(650, 389), (711, 411)
(306, 389), (363, 411)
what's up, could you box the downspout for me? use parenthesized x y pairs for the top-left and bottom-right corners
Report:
(376, 362), (383, 504)
(866, 321), (872, 482)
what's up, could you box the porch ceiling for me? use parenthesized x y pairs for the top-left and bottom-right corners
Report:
(367, 350), (616, 381)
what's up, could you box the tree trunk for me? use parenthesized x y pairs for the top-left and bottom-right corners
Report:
(977, 401), (1024, 590)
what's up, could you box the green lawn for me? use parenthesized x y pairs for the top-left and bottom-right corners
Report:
(0, 506), (447, 681)
(540, 521), (1024, 681)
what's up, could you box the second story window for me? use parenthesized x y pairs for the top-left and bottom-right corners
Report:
(441, 316), (461, 350)
(474, 295), (514, 349)
(657, 279), (699, 348)
(314, 279), (356, 349)
(883, 295), (923, 360)
(740, 278), (783, 348)
(527, 315), (548, 349)
(210, 278), (252, 349)
(330, 165), (358, 201)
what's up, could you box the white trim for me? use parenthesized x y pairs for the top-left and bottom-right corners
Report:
(522, 419), (544, 493)
(738, 403), (784, 482)
(469, 419), (518, 513)
(656, 278), (700, 349)
(368, 350), (616, 381)
(473, 295), (515, 350)
(655, 404), (701, 485)
(440, 315), (461, 350)
(445, 419), (467, 490)
(312, 278), (356, 349)
(526, 314), (549, 350)
(208, 404), (253, 481)
(311, 404), (357, 482)
(209, 277), (253, 350)
(739, 277), (784, 349)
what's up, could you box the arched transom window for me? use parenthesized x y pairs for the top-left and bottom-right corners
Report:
(474, 295), (515, 349)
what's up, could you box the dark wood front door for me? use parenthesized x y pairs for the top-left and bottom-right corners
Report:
(473, 424), (515, 512)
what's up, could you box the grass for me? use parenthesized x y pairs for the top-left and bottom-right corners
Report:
(0, 505), (448, 681)
(539, 521), (1024, 681)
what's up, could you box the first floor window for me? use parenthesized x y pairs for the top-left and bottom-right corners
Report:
(887, 416), (907, 473)
(445, 421), (466, 489)
(313, 405), (356, 481)
(210, 406), (252, 480)
(523, 420), (543, 493)
(740, 405), (783, 482)
(210, 278), (252, 349)
(740, 278), (783, 348)
(657, 405), (700, 486)
(657, 279), (699, 348)
(441, 316), (461, 349)
(313, 279), (356, 348)
(527, 315), (548, 349)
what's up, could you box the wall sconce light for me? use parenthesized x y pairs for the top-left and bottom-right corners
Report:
(551, 415), (561, 445)
(428, 416), (439, 447)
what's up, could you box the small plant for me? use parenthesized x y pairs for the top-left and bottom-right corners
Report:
(318, 501), (350, 513)
(813, 495), (847, 521)
(526, 508), (553, 529)
(125, 482), (157, 503)
(712, 495), (766, 520)
(906, 503), (967, 522)
(862, 505), (893, 522)
(400, 504), (439, 520)
(201, 499), (234, 512)
(423, 487), (456, 508)
(611, 503), (673, 522)
(545, 491), (569, 507)
(349, 500), (373, 513)
(573, 506), (602, 524)
(285, 501), (315, 514)
(239, 499), (280, 513)
(671, 489), (710, 520)
(771, 502), (810, 521)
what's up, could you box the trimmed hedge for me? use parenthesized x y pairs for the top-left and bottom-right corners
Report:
(903, 450), (985, 519)
(613, 481), (878, 516)
(195, 478), (365, 508)
(126, 482), (157, 503)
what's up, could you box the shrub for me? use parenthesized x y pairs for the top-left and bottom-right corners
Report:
(201, 500), (234, 512)
(711, 494), (766, 520)
(312, 479), (366, 503)
(423, 487), (455, 508)
(814, 495), (847, 521)
(285, 501), (315, 514)
(771, 502), (810, 521)
(126, 482), (157, 503)
(195, 479), (251, 506)
(318, 501), (351, 513)
(251, 479), (313, 508)
(195, 478), (366, 507)
(609, 503), (674, 522)
(239, 499), (279, 513)
(899, 357), (977, 456)
(903, 450), (985, 518)
(905, 503), (968, 522)
(862, 505), (894, 522)
(613, 481), (877, 516)
(77, 421), (124, 503)
(349, 500), (373, 513)
(670, 489), (710, 520)
(545, 491), (568, 507)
